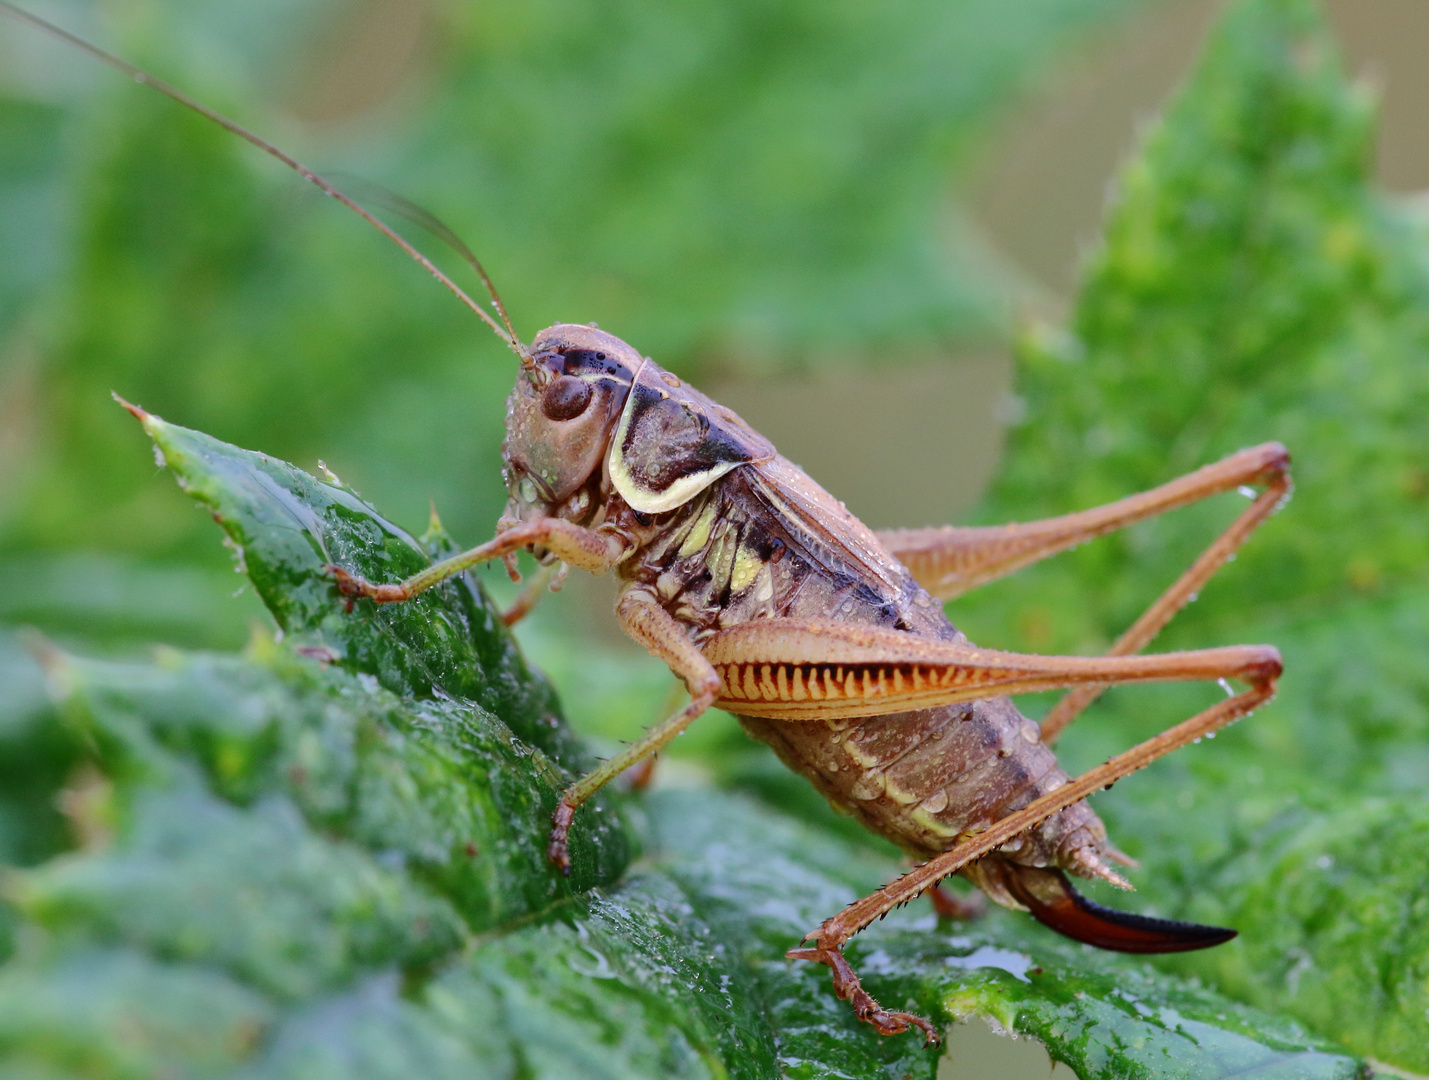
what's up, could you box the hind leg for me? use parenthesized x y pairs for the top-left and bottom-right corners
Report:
(786, 649), (1278, 1042)
(877, 443), (1290, 743)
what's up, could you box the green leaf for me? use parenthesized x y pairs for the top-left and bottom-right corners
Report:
(1181, 801), (1429, 1071)
(0, 407), (1364, 1078)
(648, 789), (1362, 1080)
(0, 948), (274, 1080)
(7, 782), (468, 1001)
(0, 635), (73, 874)
(131, 402), (583, 772)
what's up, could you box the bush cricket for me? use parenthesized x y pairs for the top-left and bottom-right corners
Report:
(5, 3), (1290, 1044)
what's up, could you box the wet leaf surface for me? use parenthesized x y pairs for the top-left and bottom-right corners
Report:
(0, 412), (1363, 1079)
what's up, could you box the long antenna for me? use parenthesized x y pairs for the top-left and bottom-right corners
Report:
(325, 174), (520, 347)
(0, 0), (527, 360)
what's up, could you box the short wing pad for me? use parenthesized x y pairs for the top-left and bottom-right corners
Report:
(610, 360), (775, 513)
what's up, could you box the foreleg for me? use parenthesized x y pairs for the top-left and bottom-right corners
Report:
(328, 518), (625, 603)
(500, 562), (563, 626)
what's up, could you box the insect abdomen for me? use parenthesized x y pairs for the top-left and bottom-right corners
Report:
(737, 697), (1089, 860)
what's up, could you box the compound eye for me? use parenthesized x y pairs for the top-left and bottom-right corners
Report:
(541, 375), (593, 421)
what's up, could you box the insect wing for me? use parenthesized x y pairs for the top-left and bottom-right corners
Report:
(746, 457), (911, 598)
(610, 360), (775, 513)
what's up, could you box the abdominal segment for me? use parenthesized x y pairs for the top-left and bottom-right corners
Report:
(736, 696), (1119, 903)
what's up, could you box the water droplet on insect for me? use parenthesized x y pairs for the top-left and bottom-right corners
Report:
(849, 774), (885, 801)
(1238, 485), (1257, 499)
(920, 789), (949, 814)
(1217, 678), (1235, 698)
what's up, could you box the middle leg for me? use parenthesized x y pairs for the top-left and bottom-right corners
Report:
(546, 588), (721, 873)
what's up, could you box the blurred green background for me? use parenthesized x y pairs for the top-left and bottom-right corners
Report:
(2, 0), (1426, 763)
(0, 0), (1148, 757)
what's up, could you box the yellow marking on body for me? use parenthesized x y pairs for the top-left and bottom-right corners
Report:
(776, 665), (789, 699)
(792, 667), (806, 700)
(847, 771), (885, 801)
(808, 669), (823, 700)
(912, 667), (926, 691)
(743, 666), (759, 700)
(726, 665), (744, 699)
(677, 501), (718, 558)
(760, 664), (777, 701)
(893, 668), (905, 693)
(862, 669), (875, 698)
(707, 525), (737, 592)
(824, 668), (838, 698)
(909, 808), (959, 839)
(842, 740), (879, 768)
(730, 544), (763, 595)
(845, 671), (858, 698)
(884, 776), (921, 806)
(608, 451), (722, 514)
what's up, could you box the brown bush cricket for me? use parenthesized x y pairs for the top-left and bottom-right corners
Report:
(5, 2), (1290, 1044)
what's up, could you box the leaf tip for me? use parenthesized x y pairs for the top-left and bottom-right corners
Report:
(111, 391), (148, 421)
(113, 391), (169, 441)
(114, 393), (175, 467)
